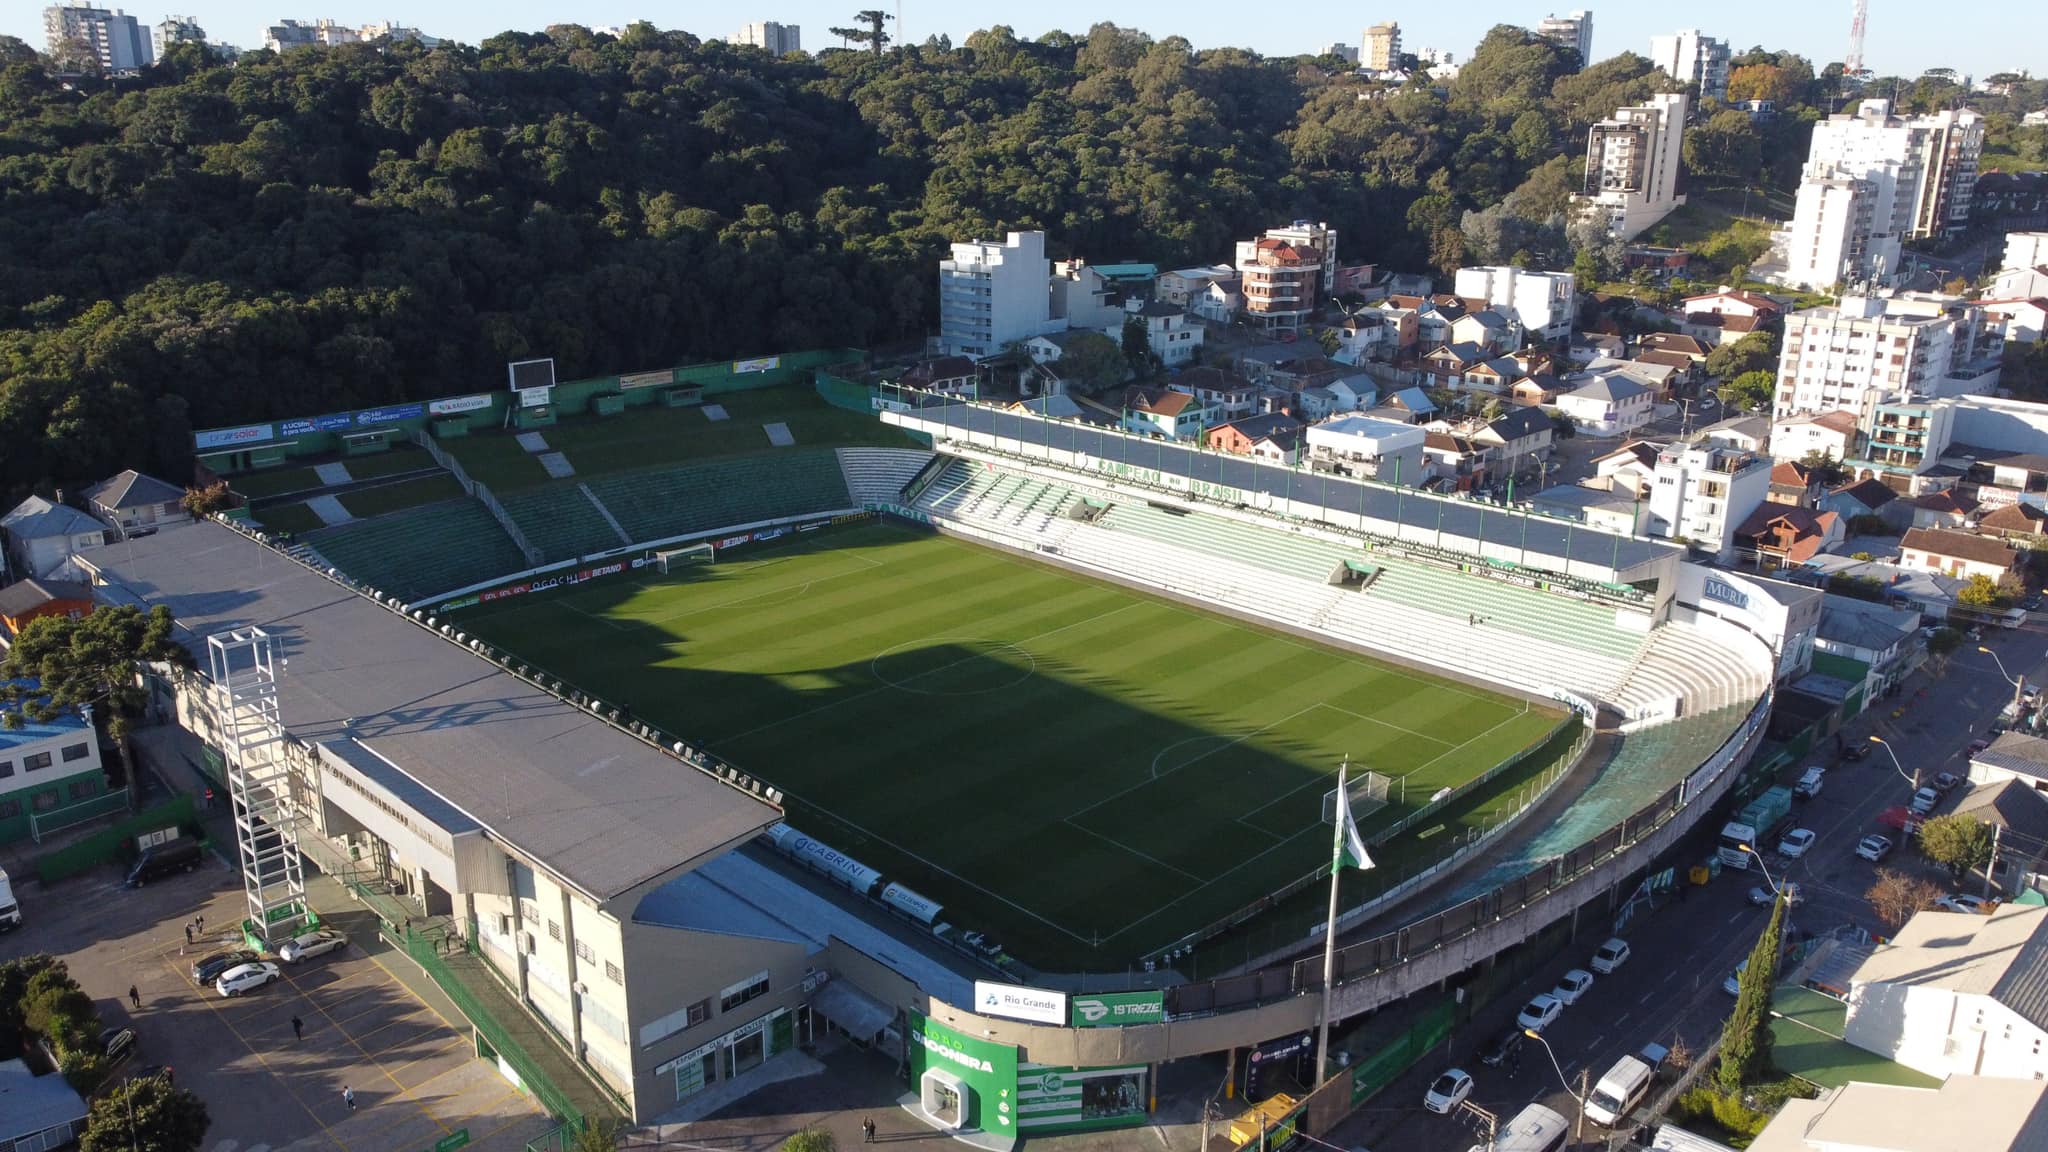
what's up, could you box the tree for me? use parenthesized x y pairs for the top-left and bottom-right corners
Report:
(1727, 63), (1800, 107)
(1704, 330), (1780, 380)
(1958, 573), (2002, 610)
(1122, 318), (1155, 372)
(1919, 814), (1995, 883)
(1718, 892), (1784, 1092)
(1684, 110), (1764, 184)
(1867, 868), (1947, 930)
(1926, 626), (1964, 662)
(783, 1130), (836, 1152)
(829, 10), (893, 55)
(0, 605), (187, 783)
(181, 481), (234, 518)
(1054, 332), (1128, 395)
(1720, 370), (1776, 412)
(81, 1074), (210, 1152)
(572, 1118), (622, 1152)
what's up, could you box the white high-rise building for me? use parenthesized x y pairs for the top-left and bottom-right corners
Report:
(1773, 295), (2004, 422)
(151, 15), (204, 59)
(1574, 92), (1688, 239)
(735, 21), (801, 55)
(1645, 440), (1770, 561)
(1453, 266), (1577, 343)
(263, 19), (439, 51)
(43, 4), (153, 72)
(938, 231), (1058, 359)
(1647, 29), (1730, 102)
(1361, 23), (1401, 72)
(1535, 10), (1593, 69)
(1769, 100), (1984, 292)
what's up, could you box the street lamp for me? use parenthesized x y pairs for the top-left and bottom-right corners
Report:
(1524, 1027), (1586, 1146)
(1868, 735), (1920, 791)
(1737, 843), (1787, 900)
(1979, 646), (2035, 720)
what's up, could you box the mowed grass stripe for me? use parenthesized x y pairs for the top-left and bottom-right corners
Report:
(462, 521), (1564, 963)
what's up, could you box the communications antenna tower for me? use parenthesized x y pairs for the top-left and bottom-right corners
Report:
(1846, 0), (1867, 76)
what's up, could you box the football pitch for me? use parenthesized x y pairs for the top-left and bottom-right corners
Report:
(462, 521), (1563, 967)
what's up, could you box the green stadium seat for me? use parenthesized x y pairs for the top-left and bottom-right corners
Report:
(585, 449), (853, 544)
(499, 485), (629, 564)
(309, 498), (529, 601)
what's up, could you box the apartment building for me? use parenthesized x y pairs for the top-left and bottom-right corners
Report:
(263, 19), (439, 50)
(42, 4), (152, 72)
(1771, 101), (1984, 291)
(1234, 221), (1336, 331)
(1575, 93), (1689, 240)
(1645, 440), (1771, 560)
(0, 689), (108, 846)
(1361, 23), (1401, 71)
(1773, 295), (2003, 421)
(1857, 397), (1957, 478)
(1453, 266), (1576, 343)
(1535, 10), (1593, 68)
(1647, 29), (1730, 102)
(938, 231), (1059, 358)
(151, 15), (204, 58)
(734, 22), (801, 55)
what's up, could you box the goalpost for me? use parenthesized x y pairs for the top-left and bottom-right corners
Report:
(654, 542), (716, 574)
(1321, 768), (1395, 827)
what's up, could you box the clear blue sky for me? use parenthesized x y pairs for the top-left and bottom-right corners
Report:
(10, 1), (2041, 79)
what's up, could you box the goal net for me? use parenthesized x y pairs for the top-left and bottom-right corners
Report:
(654, 542), (715, 574)
(1321, 769), (1394, 827)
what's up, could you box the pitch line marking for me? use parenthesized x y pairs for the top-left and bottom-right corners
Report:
(1097, 820), (1329, 944)
(1312, 701), (1462, 748)
(1063, 819), (1206, 882)
(1065, 704), (1325, 823)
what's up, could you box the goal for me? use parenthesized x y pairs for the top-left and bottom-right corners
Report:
(654, 542), (716, 574)
(1321, 769), (1394, 827)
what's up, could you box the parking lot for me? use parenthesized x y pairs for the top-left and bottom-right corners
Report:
(0, 851), (552, 1152)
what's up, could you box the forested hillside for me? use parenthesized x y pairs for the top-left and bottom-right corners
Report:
(0, 19), (2031, 501)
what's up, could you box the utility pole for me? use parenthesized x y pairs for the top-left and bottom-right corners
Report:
(1577, 1065), (1591, 1146)
(1985, 822), (2003, 900)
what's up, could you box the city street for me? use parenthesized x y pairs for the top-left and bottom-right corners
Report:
(1329, 634), (2048, 1151)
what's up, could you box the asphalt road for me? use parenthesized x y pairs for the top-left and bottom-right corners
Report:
(1330, 633), (2047, 1151)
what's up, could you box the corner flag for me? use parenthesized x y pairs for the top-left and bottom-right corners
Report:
(1334, 784), (1375, 872)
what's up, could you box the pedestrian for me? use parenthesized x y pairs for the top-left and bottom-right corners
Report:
(292, 1015), (304, 1041)
(184, 924), (193, 946)
(344, 1086), (356, 1112)
(128, 985), (141, 1010)
(402, 917), (411, 937)
(863, 1117), (875, 1143)
(195, 914), (204, 933)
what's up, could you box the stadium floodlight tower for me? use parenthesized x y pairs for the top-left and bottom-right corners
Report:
(206, 626), (310, 947)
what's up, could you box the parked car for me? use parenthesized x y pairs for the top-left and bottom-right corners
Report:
(1793, 768), (1825, 800)
(1590, 938), (1631, 975)
(1969, 739), (1991, 755)
(190, 949), (258, 985)
(1552, 969), (1596, 1005)
(1423, 1069), (1474, 1114)
(1932, 772), (1960, 793)
(99, 1027), (136, 1067)
(278, 929), (347, 963)
(1479, 1028), (1524, 1068)
(1856, 834), (1894, 862)
(125, 840), (203, 888)
(1516, 994), (1564, 1033)
(215, 961), (281, 997)
(1723, 958), (1751, 996)
(1748, 883), (1803, 907)
(1911, 786), (1941, 814)
(1838, 744), (1870, 764)
(1937, 894), (1994, 915)
(1777, 828), (1817, 858)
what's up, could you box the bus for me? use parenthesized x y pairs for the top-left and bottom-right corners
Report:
(1467, 1103), (1570, 1152)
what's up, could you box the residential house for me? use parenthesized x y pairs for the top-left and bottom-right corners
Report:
(0, 681), (109, 845)
(1329, 311), (1395, 364)
(1593, 441), (1662, 495)
(1123, 299), (1203, 367)
(1555, 376), (1652, 437)
(1979, 502), (2048, 545)
(1235, 221), (1335, 330)
(1208, 413), (1306, 464)
(81, 471), (184, 536)
(0, 1059), (88, 1152)
(0, 579), (96, 641)
(1980, 298), (2048, 344)
(1049, 260), (1126, 333)
(1452, 266), (1575, 343)
(1899, 527), (2018, 581)
(1570, 331), (1626, 364)
(1294, 386), (1340, 423)
(1460, 356), (1524, 395)
(1421, 342), (1489, 390)
(1681, 288), (1784, 326)
(1746, 1076), (2048, 1152)
(1974, 453), (2048, 509)
(1953, 781), (2048, 894)
(1373, 387), (1438, 424)
(1911, 488), (1977, 530)
(1006, 394), (1087, 421)
(1969, 731), (2048, 792)
(1508, 375), (1564, 407)
(1771, 410), (1861, 463)
(1526, 483), (1650, 535)
(1422, 431), (1497, 491)
(1120, 387), (1216, 441)
(1583, 355), (1678, 398)
(1735, 505), (1844, 564)
(1189, 276), (1244, 324)
(1843, 905), (2048, 1082)
(1, 496), (105, 581)
(1700, 414), (1771, 454)
(1304, 415), (1426, 485)
(1632, 348), (1700, 384)
(1167, 367), (1260, 421)
(1323, 376), (1377, 414)
(1768, 461), (1823, 508)
(1471, 407), (1555, 479)
(1637, 331), (1709, 364)
(1821, 478), (1908, 531)
(1155, 265), (1237, 308)
(898, 356), (978, 397)
(1448, 309), (1516, 355)
(1811, 592), (1922, 704)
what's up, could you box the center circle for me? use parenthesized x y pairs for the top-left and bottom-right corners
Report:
(870, 637), (1038, 696)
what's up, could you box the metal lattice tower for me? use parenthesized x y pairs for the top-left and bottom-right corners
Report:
(1846, 0), (1867, 76)
(207, 627), (310, 946)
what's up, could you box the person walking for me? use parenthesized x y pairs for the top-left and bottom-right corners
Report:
(183, 924), (193, 946)
(128, 985), (141, 1010)
(343, 1086), (356, 1112)
(862, 1117), (876, 1143)
(292, 1016), (304, 1041)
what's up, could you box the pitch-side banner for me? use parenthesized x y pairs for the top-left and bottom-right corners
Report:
(975, 981), (1066, 1026)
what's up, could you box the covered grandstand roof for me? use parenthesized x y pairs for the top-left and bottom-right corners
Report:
(891, 400), (1677, 576)
(80, 520), (780, 902)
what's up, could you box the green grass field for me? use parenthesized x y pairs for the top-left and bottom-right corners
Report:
(461, 522), (1562, 968)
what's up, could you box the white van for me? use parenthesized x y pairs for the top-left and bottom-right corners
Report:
(1584, 1053), (1656, 1127)
(1468, 1103), (1570, 1152)
(1793, 767), (1824, 799)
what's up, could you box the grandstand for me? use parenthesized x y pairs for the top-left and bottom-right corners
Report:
(307, 497), (528, 602)
(498, 484), (630, 563)
(836, 447), (933, 505)
(584, 449), (853, 544)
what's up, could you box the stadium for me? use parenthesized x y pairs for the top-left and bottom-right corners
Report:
(75, 351), (1789, 1134)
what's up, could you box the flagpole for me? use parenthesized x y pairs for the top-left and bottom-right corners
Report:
(1315, 760), (1347, 1086)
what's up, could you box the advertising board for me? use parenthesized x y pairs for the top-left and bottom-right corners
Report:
(281, 413), (353, 436)
(975, 981), (1067, 1026)
(430, 394), (495, 415)
(194, 424), (276, 451)
(1069, 991), (1165, 1028)
(619, 370), (675, 390)
(475, 561), (627, 605)
(733, 356), (781, 374)
(908, 1013), (1018, 1135)
(356, 403), (425, 427)
(1016, 1064), (1149, 1132)
(518, 386), (553, 409)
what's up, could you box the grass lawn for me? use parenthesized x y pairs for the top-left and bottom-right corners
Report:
(445, 385), (918, 491)
(249, 501), (325, 535)
(227, 446), (435, 499)
(460, 521), (1562, 969)
(230, 466), (323, 500)
(1769, 985), (1942, 1090)
(339, 445), (435, 480)
(339, 474), (467, 519)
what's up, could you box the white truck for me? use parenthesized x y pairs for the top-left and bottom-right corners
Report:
(0, 867), (19, 930)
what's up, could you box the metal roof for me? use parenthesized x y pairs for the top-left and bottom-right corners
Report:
(81, 521), (780, 902)
(1852, 906), (2048, 1035)
(0, 1058), (87, 1142)
(891, 399), (1676, 576)
(0, 496), (103, 541)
